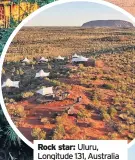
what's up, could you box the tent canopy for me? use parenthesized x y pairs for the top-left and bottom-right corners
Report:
(35, 70), (50, 78)
(22, 57), (30, 63)
(72, 56), (88, 62)
(56, 55), (65, 60)
(2, 78), (19, 88)
(39, 57), (48, 62)
(36, 87), (53, 95)
(72, 53), (80, 58)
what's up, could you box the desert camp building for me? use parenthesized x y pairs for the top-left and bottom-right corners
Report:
(38, 57), (49, 63)
(56, 55), (65, 60)
(36, 87), (54, 96)
(35, 70), (50, 78)
(21, 57), (30, 64)
(2, 78), (19, 88)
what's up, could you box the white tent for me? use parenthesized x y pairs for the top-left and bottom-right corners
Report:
(2, 78), (19, 88)
(56, 55), (65, 60)
(22, 57), (30, 63)
(35, 70), (50, 78)
(36, 87), (53, 95)
(72, 53), (80, 58)
(72, 56), (88, 62)
(39, 57), (48, 62)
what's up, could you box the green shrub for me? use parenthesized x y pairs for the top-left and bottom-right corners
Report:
(102, 83), (115, 90)
(53, 124), (65, 140)
(41, 117), (50, 125)
(100, 108), (111, 122)
(9, 105), (26, 118)
(99, 136), (108, 140)
(31, 128), (46, 140)
(89, 122), (96, 127)
(108, 132), (118, 139)
(68, 126), (80, 135)
(108, 107), (117, 118)
(129, 125), (135, 133)
(21, 91), (34, 99)
(126, 104), (135, 116)
(128, 133), (135, 140)
(102, 113), (111, 122)
(77, 109), (91, 119)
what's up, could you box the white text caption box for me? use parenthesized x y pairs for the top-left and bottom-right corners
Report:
(34, 140), (127, 160)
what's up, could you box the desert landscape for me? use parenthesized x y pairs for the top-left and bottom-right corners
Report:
(2, 24), (135, 142)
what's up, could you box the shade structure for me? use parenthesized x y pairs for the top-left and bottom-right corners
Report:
(22, 57), (30, 63)
(72, 53), (80, 58)
(39, 57), (48, 62)
(35, 70), (50, 78)
(56, 55), (65, 60)
(72, 56), (88, 62)
(36, 87), (53, 95)
(2, 78), (19, 88)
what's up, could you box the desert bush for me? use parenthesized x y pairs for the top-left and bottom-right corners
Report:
(9, 105), (26, 118)
(128, 133), (135, 140)
(16, 70), (20, 75)
(50, 79), (61, 86)
(125, 104), (135, 116)
(56, 113), (68, 124)
(89, 122), (96, 127)
(19, 68), (24, 75)
(108, 107), (117, 118)
(68, 126), (80, 135)
(102, 83), (115, 90)
(113, 96), (122, 105)
(126, 116), (135, 125)
(91, 89), (100, 102)
(78, 64), (85, 70)
(31, 128), (46, 140)
(77, 109), (91, 119)
(99, 136), (108, 140)
(108, 132), (118, 139)
(100, 108), (110, 122)
(114, 123), (125, 134)
(41, 117), (50, 125)
(129, 125), (135, 133)
(53, 124), (65, 140)
(102, 113), (111, 122)
(21, 91), (34, 99)
(4, 97), (15, 104)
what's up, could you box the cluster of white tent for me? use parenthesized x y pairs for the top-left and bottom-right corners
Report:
(21, 55), (65, 64)
(21, 54), (88, 63)
(2, 69), (50, 87)
(72, 54), (89, 62)
(3, 54), (89, 95)
(2, 78), (54, 96)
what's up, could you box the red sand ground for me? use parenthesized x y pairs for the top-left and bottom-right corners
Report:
(12, 80), (116, 142)
(9, 65), (125, 142)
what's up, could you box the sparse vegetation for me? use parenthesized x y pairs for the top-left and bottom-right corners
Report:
(31, 128), (46, 140)
(2, 27), (135, 141)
